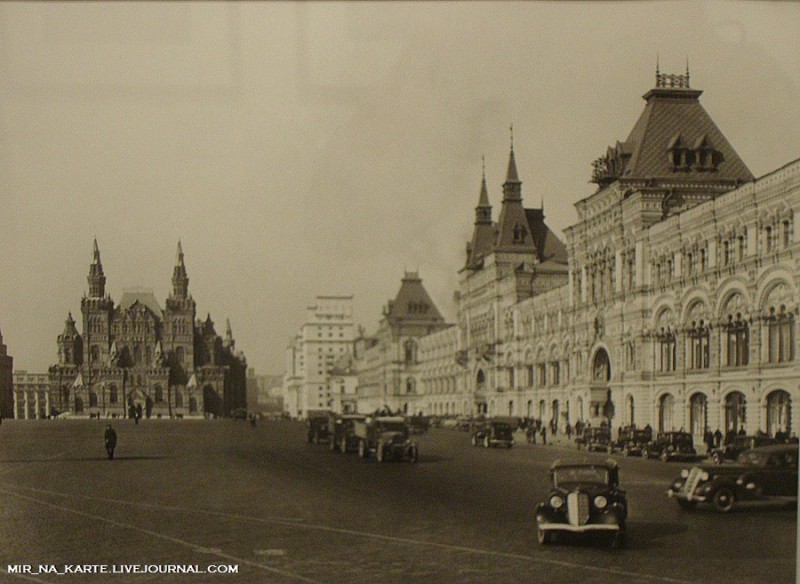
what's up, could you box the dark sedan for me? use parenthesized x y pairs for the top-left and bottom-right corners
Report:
(667, 443), (799, 512)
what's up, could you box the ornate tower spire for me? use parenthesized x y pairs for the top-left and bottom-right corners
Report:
(224, 318), (234, 350)
(466, 159), (495, 268)
(87, 238), (106, 298)
(496, 132), (536, 253)
(172, 240), (189, 298)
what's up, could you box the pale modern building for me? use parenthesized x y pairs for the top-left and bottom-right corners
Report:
(281, 295), (356, 418)
(417, 323), (464, 416)
(12, 371), (50, 420)
(417, 69), (798, 444)
(354, 271), (449, 415)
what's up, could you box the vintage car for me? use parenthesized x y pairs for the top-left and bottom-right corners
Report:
(471, 416), (516, 448)
(710, 435), (777, 464)
(328, 413), (367, 452)
(456, 415), (473, 432)
(354, 416), (418, 462)
(667, 443), (799, 512)
(406, 415), (431, 436)
(535, 460), (627, 548)
(306, 410), (332, 444)
(576, 427), (612, 452)
(643, 431), (697, 461)
(613, 426), (653, 457)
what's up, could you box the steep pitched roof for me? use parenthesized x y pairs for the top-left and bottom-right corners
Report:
(524, 209), (568, 265)
(385, 271), (445, 324)
(618, 86), (753, 181)
(119, 288), (162, 317)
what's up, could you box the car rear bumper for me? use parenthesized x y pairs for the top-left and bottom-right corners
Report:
(537, 522), (620, 532)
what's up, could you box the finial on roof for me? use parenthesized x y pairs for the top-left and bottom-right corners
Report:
(686, 56), (690, 85)
(541, 192), (544, 213)
(510, 123), (514, 152)
(656, 53), (660, 78)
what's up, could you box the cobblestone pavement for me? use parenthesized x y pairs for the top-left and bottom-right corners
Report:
(0, 420), (795, 583)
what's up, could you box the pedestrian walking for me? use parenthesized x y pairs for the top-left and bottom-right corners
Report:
(713, 428), (722, 448)
(104, 424), (117, 460)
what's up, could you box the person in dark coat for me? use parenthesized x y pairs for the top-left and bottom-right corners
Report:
(104, 424), (117, 460)
(738, 425), (746, 436)
(713, 428), (723, 448)
(704, 430), (714, 454)
(540, 425), (547, 445)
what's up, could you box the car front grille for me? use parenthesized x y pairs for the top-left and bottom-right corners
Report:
(682, 467), (703, 496)
(567, 492), (590, 526)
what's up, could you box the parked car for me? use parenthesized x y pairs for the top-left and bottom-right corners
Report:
(471, 416), (516, 448)
(406, 415), (431, 436)
(710, 435), (777, 464)
(643, 431), (697, 461)
(328, 413), (367, 452)
(577, 427), (612, 452)
(354, 416), (418, 462)
(534, 459), (628, 548)
(306, 410), (332, 444)
(456, 415), (473, 431)
(613, 426), (653, 456)
(667, 443), (799, 512)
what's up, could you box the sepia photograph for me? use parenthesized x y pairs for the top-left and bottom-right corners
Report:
(0, 2), (798, 583)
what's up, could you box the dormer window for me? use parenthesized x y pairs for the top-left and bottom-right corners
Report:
(512, 222), (527, 244)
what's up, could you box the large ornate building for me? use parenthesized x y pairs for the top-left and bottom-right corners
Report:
(409, 69), (799, 443)
(47, 240), (247, 419)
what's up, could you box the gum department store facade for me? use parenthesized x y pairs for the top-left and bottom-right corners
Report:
(412, 70), (799, 442)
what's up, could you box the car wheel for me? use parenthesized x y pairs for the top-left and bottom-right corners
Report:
(484, 436), (490, 448)
(713, 488), (735, 512)
(376, 441), (384, 463)
(358, 440), (368, 459)
(536, 527), (552, 545)
(711, 452), (722, 465)
(676, 498), (697, 511)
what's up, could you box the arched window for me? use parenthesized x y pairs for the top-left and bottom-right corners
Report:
(89, 392), (98, 408)
(90, 345), (100, 363)
(476, 370), (485, 392)
(189, 397), (197, 413)
(657, 329), (676, 372)
(658, 393), (674, 432)
(74, 397), (84, 413)
(109, 385), (118, 404)
(406, 378), (416, 394)
(404, 340), (418, 365)
(724, 391), (746, 434)
(766, 390), (791, 436)
(725, 315), (749, 367)
(687, 318), (710, 370)
(576, 397), (584, 422)
(508, 400), (514, 416)
(767, 306), (795, 363)
(689, 393), (707, 436)
(538, 399), (546, 420)
(154, 385), (164, 403)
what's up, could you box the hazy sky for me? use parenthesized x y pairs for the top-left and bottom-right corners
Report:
(1, 2), (799, 376)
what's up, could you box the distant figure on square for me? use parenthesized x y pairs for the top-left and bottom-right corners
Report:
(104, 424), (117, 460)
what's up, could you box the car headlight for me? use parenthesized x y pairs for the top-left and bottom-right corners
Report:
(673, 481), (683, 490)
(549, 495), (564, 509)
(700, 471), (710, 481)
(680, 469), (689, 478)
(594, 495), (608, 509)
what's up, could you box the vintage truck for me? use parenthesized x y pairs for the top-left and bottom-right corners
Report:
(353, 416), (418, 462)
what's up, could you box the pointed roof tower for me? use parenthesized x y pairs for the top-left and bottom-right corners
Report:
(87, 239), (106, 298)
(383, 271), (445, 329)
(466, 158), (496, 268)
(172, 240), (189, 298)
(590, 66), (753, 188)
(494, 129), (537, 254)
(224, 318), (235, 350)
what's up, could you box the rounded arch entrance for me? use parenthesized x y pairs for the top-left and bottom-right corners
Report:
(766, 389), (791, 436)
